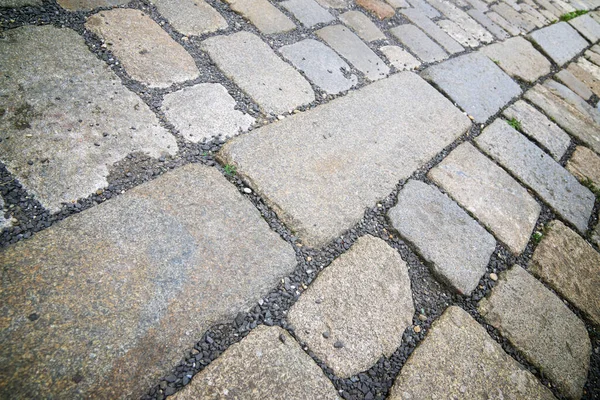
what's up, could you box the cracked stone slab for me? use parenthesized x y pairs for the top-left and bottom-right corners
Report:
(437, 19), (479, 48)
(556, 68), (594, 100)
(527, 22), (588, 66)
(281, 0), (334, 27)
(339, 10), (386, 42)
(400, 8), (465, 54)
(224, 0), (295, 34)
(389, 180), (496, 295)
(218, 72), (471, 248)
(149, 0), (228, 36)
(288, 235), (414, 377)
(56, 0), (127, 10)
(388, 306), (556, 400)
(569, 14), (600, 42)
(0, 25), (177, 212)
(389, 24), (449, 63)
(380, 45), (421, 70)
(0, 164), (297, 399)
(567, 145), (600, 188)
(467, 9), (510, 40)
(85, 9), (199, 88)
(427, 0), (494, 43)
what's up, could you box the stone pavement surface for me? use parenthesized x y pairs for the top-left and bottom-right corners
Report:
(1, 0), (600, 399)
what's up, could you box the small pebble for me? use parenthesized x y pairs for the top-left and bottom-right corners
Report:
(322, 331), (330, 339)
(418, 314), (427, 321)
(490, 273), (498, 281)
(413, 326), (421, 333)
(334, 341), (344, 349)
(243, 188), (252, 194)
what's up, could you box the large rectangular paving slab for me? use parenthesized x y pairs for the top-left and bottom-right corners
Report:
(400, 8), (465, 54)
(218, 72), (471, 248)
(389, 24), (449, 63)
(527, 22), (589, 66)
(0, 164), (297, 399)
(569, 14), (600, 43)
(149, 0), (228, 36)
(224, 0), (296, 34)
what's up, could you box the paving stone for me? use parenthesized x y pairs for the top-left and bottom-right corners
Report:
(356, 0), (395, 19)
(479, 265), (591, 400)
(316, 0), (349, 7)
(202, 31), (314, 115)
(427, 0), (494, 43)
(56, 0), (127, 10)
(149, 0), (227, 36)
(540, 8), (560, 21)
(502, 100), (571, 160)
(0, 197), (12, 230)
(486, 10), (523, 35)
(386, 0), (409, 7)
(429, 143), (540, 254)
(534, 0), (564, 17)
(492, 2), (536, 32)
(591, 44), (600, 55)
(389, 180), (496, 294)
(86, 9), (199, 88)
(389, 306), (556, 400)
(218, 72), (470, 248)
(521, 3), (551, 26)
(288, 235), (414, 377)
(161, 83), (255, 143)
(475, 119), (595, 233)
(556, 69), (594, 100)
(467, 9), (510, 40)
(224, 0), (295, 34)
(465, 0), (488, 11)
(577, 57), (600, 81)
(316, 25), (389, 81)
(568, 60), (600, 97)
(437, 19), (478, 47)
(0, 164), (297, 399)
(553, 0), (575, 12)
(339, 10), (386, 42)
(479, 36), (551, 83)
(380, 45), (421, 70)
(527, 22), (588, 66)
(281, 0), (334, 27)
(567, 146), (600, 191)
(389, 24), (449, 63)
(401, 8), (465, 54)
(279, 39), (357, 94)
(585, 49), (600, 66)
(421, 52), (522, 123)
(568, 14), (600, 42)
(0, 25), (177, 212)
(518, 7), (545, 29)
(406, 0), (441, 18)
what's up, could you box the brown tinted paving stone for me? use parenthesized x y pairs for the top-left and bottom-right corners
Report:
(281, 0), (334, 27)
(567, 146), (600, 189)
(556, 69), (594, 100)
(380, 45), (421, 70)
(388, 306), (556, 400)
(400, 8), (465, 54)
(339, 10), (386, 42)
(389, 24), (449, 63)
(173, 326), (338, 400)
(0, 25), (177, 212)
(288, 235), (414, 377)
(568, 61), (600, 97)
(224, 0), (295, 33)
(218, 72), (470, 248)
(569, 14), (600, 42)
(0, 164), (297, 399)
(356, 0), (395, 19)
(527, 22), (588, 66)
(585, 49), (600, 66)
(577, 57), (600, 82)
(57, 0), (127, 10)
(149, 0), (227, 36)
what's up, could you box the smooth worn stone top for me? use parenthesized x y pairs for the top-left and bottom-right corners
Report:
(527, 22), (589, 66)
(281, 0), (334, 27)
(0, 164), (297, 399)
(389, 24), (449, 63)
(555, 68), (594, 100)
(401, 8), (465, 54)
(569, 14), (600, 42)
(339, 10), (386, 42)
(218, 72), (470, 248)
(225, 0), (295, 33)
(467, 9), (510, 40)
(427, 0), (494, 43)
(388, 306), (556, 400)
(380, 45), (421, 70)
(57, 0), (128, 10)
(567, 145), (600, 187)
(149, 0), (228, 36)
(288, 235), (414, 377)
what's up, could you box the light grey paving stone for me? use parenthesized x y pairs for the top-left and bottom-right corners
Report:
(567, 145), (600, 188)
(521, 3), (550, 26)
(389, 24), (449, 63)
(421, 52), (522, 123)
(161, 83), (255, 143)
(429, 143), (540, 254)
(519, 6), (545, 28)
(224, 0), (295, 34)
(479, 265), (591, 400)
(288, 235), (414, 377)
(475, 119), (595, 233)
(0, 197), (12, 230)
(427, 0), (494, 43)
(316, 25), (389, 81)
(534, 0), (564, 17)
(279, 39), (357, 94)
(467, 9), (510, 40)
(218, 72), (471, 248)
(173, 326), (338, 400)
(486, 10), (523, 35)
(388, 306), (557, 400)
(592, 44), (600, 55)
(569, 14), (600, 42)
(380, 45), (421, 70)
(56, 0), (126, 10)
(585, 49), (600, 66)
(568, 60), (600, 97)
(406, 0), (441, 18)
(400, 8), (465, 54)
(0, 25), (177, 212)
(281, 0), (334, 27)
(0, 164), (297, 399)
(339, 10), (386, 41)
(437, 19), (478, 47)
(492, 3), (537, 32)
(527, 22), (588, 66)
(149, 0), (227, 36)
(389, 180), (496, 295)
(556, 69), (594, 100)
(540, 8), (560, 21)
(202, 31), (314, 115)
(552, 0), (575, 12)
(316, 0), (349, 7)
(504, 0), (522, 11)
(465, 0), (488, 11)
(386, 0), (409, 7)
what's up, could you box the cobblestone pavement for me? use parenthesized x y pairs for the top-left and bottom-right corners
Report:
(1, 0), (600, 397)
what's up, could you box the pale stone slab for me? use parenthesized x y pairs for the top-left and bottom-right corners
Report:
(467, 9), (510, 40)
(493, 2), (536, 32)
(527, 22), (588, 66)
(389, 306), (556, 400)
(437, 19), (478, 48)
(202, 31), (314, 115)
(224, 0), (295, 34)
(0, 25), (177, 212)
(386, 0), (409, 7)
(479, 265), (591, 400)
(401, 8), (465, 54)
(569, 13), (600, 42)
(389, 24), (449, 63)
(486, 10), (523, 35)
(406, 0), (441, 18)
(427, 0), (494, 43)
(218, 72), (471, 248)
(567, 61), (600, 97)
(339, 10), (386, 42)
(521, 3), (551, 26)
(556, 69), (593, 100)
(567, 146), (600, 188)
(475, 119), (595, 233)
(585, 49), (600, 66)
(288, 235), (414, 377)
(316, 0), (349, 7)
(380, 45), (421, 70)
(162, 83), (255, 143)
(518, 6), (545, 28)
(578, 57), (600, 81)
(281, 0), (334, 27)
(534, 0), (564, 17)
(57, 0), (127, 10)
(150, 0), (227, 36)
(0, 164), (297, 399)
(429, 143), (540, 254)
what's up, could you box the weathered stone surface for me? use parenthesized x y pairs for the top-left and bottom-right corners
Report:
(380, 45), (421, 70)
(585, 49), (600, 66)
(162, 83), (254, 143)
(479, 265), (591, 400)
(389, 306), (556, 400)
(493, 3), (536, 32)
(421, 52), (522, 123)
(480, 37), (551, 83)
(219, 72), (470, 248)
(0, 25), (177, 212)
(389, 180), (496, 294)
(569, 14), (600, 42)
(281, 0), (334, 27)
(389, 24), (449, 63)
(527, 22), (588, 66)
(279, 39), (357, 94)
(406, 0), (441, 18)
(202, 31), (314, 115)
(224, 0), (295, 34)
(316, 0), (349, 7)
(521, 3), (550, 26)
(437, 19), (478, 47)
(401, 8), (465, 54)
(0, 0), (41, 6)
(577, 57), (600, 82)
(486, 10), (522, 35)
(173, 326), (338, 400)
(429, 143), (540, 254)
(316, 25), (389, 81)
(568, 60), (600, 97)
(535, 0), (563, 17)
(57, 0), (127, 10)
(427, 0), (494, 43)
(0, 164), (297, 399)
(475, 119), (595, 233)
(149, 0), (227, 36)
(567, 146), (600, 189)
(356, 0), (395, 19)
(386, 0), (408, 7)
(0, 197), (12, 230)
(467, 9), (510, 40)
(339, 10), (386, 42)
(556, 69), (594, 100)
(288, 235), (414, 377)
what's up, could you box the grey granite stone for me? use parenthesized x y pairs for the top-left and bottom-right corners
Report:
(427, 0), (494, 43)
(56, 0), (127, 10)
(400, 8), (465, 54)
(467, 9), (510, 40)
(224, 0), (295, 34)
(339, 10), (386, 41)
(316, 0), (349, 7)
(567, 145), (600, 189)
(380, 45), (421, 70)
(556, 69), (594, 100)
(281, 0), (334, 27)
(486, 10), (523, 35)
(492, 2), (536, 32)
(533, 0), (564, 17)
(521, 3), (551, 26)
(149, 0), (227, 36)
(436, 19), (479, 48)
(527, 22), (588, 66)
(569, 13), (600, 42)
(389, 24), (449, 63)
(406, 0), (440, 18)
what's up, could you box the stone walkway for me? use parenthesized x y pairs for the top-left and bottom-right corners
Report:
(0, 0), (600, 398)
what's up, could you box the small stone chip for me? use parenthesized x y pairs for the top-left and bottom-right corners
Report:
(490, 273), (498, 281)
(334, 341), (344, 348)
(323, 331), (330, 338)
(413, 326), (421, 333)
(279, 333), (287, 343)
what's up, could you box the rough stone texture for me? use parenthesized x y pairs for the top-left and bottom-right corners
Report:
(569, 14), (600, 43)
(281, 0), (334, 27)
(407, 0), (441, 18)
(316, 25), (389, 81)
(386, 0), (408, 7)
(492, 3), (536, 32)
(0, 198), (11, 230)
(521, 3), (550, 27)
(0, 164), (297, 399)
(380, 45), (421, 70)
(480, 37), (551, 83)
(556, 69), (594, 100)
(161, 83), (255, 143)
(437, 19), (478, 48)
(56, 0), (127, 10)
(475, 119), (595, 233)
(339, 10), (386, 42)
(527, 22), (589, 66)
(389, 180), (496, 295)
(173, 326), (338, 400)
(389, 306), (556, 400)
(502, 100), (571, 161)
(534, 0), (563, 17)
(288, 235), (414, 377)
(400, 8), (465, 54)
(219, 72), (471, 248)
(567, 146), (600, 189)
(585, 49), (600, 66)
(389, 24), (449, 63)
(224, 0), (295, 34)
(421, 52), (522, 123)
(568, 61), (600, 97)
(577, 57), (600, 82)
(149, 0), (227, 36)
(429, 143), (540, 254)
(0, 26), (177, 212)
(316, 0), (349, 7)
(356, 0), (395, 19)
(0, 0), (41, 5)
(202, 31), (314, 115)
(427, 0), (494, 43)
(487, 10), (522, 36)
(467, 9), (510, 40)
